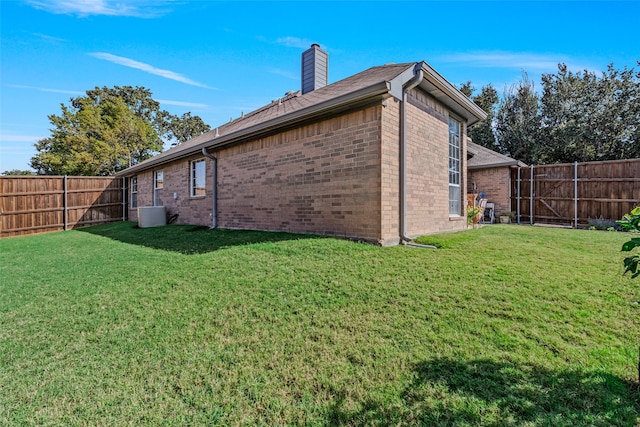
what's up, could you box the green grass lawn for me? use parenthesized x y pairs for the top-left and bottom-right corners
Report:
(1, 222), (638, 426)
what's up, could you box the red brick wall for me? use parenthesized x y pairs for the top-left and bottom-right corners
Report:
(128, 90), (469, 244)
(380, 98), (400, 245)
(128, 154), (214, 225)
(131, 105), (383, 241)
(379, 88), (468, 243)
(468, 167), (512, 215)
(216, 106), (382, 240)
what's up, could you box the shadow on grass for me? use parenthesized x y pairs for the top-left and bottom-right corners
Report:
(329, 358), (639, 426)
(78, 221), (324, 254)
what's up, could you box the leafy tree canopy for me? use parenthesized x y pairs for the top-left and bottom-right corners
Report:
(460, 82), (499, 152)
(31, 86), (210, 175)
(539, 63), (640, 163)
(465, 61), (639, 165)
(495, 72), (542, 165)
(167, 112), (210, 146)
(617, 206), (640, 278)
(2, 169), (36, 176)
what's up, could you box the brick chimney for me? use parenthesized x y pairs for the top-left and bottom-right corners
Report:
(301, 43), (328, 94)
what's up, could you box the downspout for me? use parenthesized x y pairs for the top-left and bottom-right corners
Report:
(399, 65), (436, 249)
(201, 147), (218, 229)
(122, 176), (127, 222)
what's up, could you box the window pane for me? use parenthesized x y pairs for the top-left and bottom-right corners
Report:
(155, 171), (163, 189)
(154, 171), (163, 206)
(449, 185), (461, 215)
(130, 177), (138, 208)
(191, 160), (206, 197)
(448, 117), (461, 215)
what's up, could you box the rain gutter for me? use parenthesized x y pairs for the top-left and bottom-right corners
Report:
(201, 147), (218, 229)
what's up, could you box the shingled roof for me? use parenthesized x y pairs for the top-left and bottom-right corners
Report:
(119, 61), (486, 176)
(467, 141), (527, 169)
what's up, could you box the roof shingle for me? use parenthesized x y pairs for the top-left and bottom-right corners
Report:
(468, 141), (526, 169)
(119, 63), (416, 175)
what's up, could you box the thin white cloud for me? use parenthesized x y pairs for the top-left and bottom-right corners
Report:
(276, 37), (317, 49)
(158, 99), (209, 109)
(8, 84), (84, 95)
(0, 134), (45, 143)
(266, 67), (297, 80)
(32, 33), (68, 43)
(436, 51), (590, 72)
(25, 0), (174, 18)
(272, 37), (338, 54)
(89, 52), (214, 89)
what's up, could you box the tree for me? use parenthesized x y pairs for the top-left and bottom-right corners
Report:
(73, 85), (210, 144)
(495, 72), (542, 165)
(473, 62), (638, 165)
(31, 96), (161, 175)
(617, 206), (640, 278)
(459, 81), (473, 98)
(460, 82), (499, 151)
(540, 63), (640, 163)
(167, 112), (210, 146)
(76, 86), (162, 124)
(2, 169), (36, 175)
(31, 86), (210, 175)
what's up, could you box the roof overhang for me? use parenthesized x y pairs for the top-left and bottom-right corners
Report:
(468, 161), (518, 170)
(415, 62), (487, 126)
(468, 160), (528, 170)
(467, 145), (479, 157)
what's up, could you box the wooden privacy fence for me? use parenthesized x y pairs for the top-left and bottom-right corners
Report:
(511, 158), (640, 228)
(0, 176), (126, 238)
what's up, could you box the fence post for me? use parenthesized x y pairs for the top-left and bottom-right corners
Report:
(530, 165), (534, 225)
(63, 175), (68, 231)
(517, 167), (521, 224)
(574, 161), (578, 228)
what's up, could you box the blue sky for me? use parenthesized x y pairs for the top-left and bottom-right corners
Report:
(1, 0), (638, 172)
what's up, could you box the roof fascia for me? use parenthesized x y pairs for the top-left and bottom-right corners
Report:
(387, 64), (421, 99)
(468, 160), (518, 170)
(417, 61), (487, 125)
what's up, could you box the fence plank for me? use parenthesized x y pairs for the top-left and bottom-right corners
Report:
(512, 159), (640, 227)
(0, 176), (124, 238)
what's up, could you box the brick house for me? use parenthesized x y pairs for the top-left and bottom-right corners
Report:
(119, 45), (486, 245)
(467, 142), (526, 216)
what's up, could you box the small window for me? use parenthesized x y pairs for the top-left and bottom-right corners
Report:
(130, 176), (138, 209)
(190, 159), (206, 197)
(154, 171), (163, 206)
(448, 117), (461, 216)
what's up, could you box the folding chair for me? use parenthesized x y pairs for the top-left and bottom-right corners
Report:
(482, 202), (495, 224)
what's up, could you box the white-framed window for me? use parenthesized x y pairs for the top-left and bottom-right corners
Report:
(154, 170), (164, 206)
(190, 159), (206, 197)
(448, 117), (461, 216)
(130, 176), (138, 209)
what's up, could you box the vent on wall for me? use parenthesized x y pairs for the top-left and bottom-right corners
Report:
(301, 43), (328, 94)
